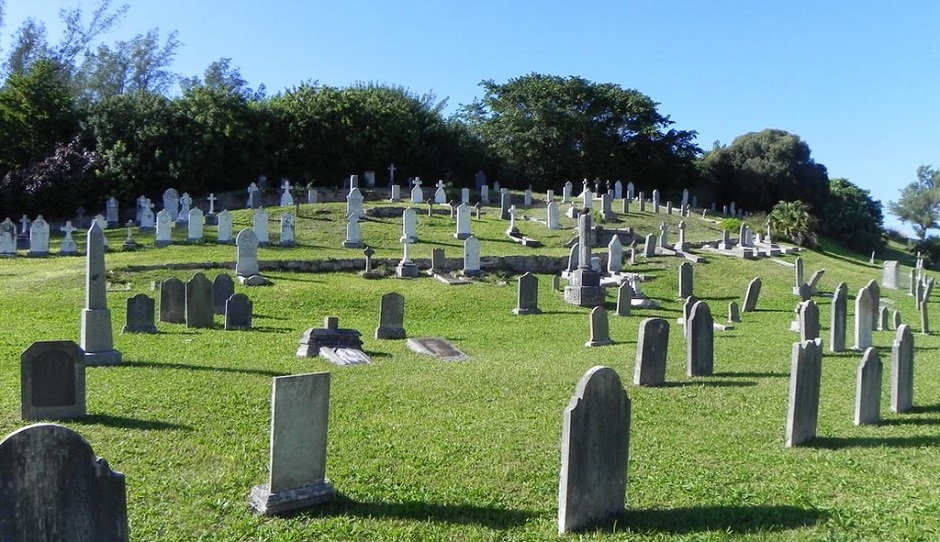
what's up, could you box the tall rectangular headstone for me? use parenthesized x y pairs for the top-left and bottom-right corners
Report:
(634, 318), (669, 386)
(213, 274), (236, 315)
(236, 229), (261, 278)
(678, 261), (693, 298)
(686, 301), (714, 376)
(785, 338), (823, 447)
(854, 347), (882, 425)
(743, 277), (762, 312)
(513, 272), (541, 315)
(854, 287), (874, 349)
(798, 299), (820, 342)
(375, 292), (406, 339)
(558, 366), (630, 534)
(159, 277), (185, 324)
(249, 372), (335, 515)
(185, 272), (214, 329)
(830, 282), (847, 352)
(891, 324), (914, 413)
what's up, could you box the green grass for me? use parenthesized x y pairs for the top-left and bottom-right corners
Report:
(1, 198), (937, 541)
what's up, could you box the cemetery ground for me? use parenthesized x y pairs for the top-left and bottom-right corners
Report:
(1, 199), (939, 541)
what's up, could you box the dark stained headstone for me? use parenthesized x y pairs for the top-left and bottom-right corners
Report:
(727, 301), (740, 323)
(678, 261), (693, 298)
(616, 282), (632, 317)
(866, 279), (880, 331)
(375, 292), (406, 339)
(855, 347), (882, 425)
(20, 341), (86, 421)
(123, 294), (157, 334)
(586, 306), (613, 347)
(785, 338), (823, 447)
(160, 277), (185, 324)
(634, 318), (669, 386)
(686, 301), (714, 377)
(830, 282), (847, 352)
(212, 274), (235, 315)
(0, 423), (129, 541)
(512, 272), (541, 315)
(558, 366), (630, 534)
(185, 272), (214, 329)
(224, 293), (253, 331)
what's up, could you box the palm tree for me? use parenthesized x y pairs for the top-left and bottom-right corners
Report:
(766, 200), (818, 247)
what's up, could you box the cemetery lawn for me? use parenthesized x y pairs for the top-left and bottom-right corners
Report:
(2, 200), (939, 541)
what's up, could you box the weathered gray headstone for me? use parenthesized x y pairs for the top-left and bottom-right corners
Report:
(893, 310), (902, 330)
(798, 299), (820, 342)
(558, 366), (630, 534)
(249, 372), (335, 515)
(686, 301), (714, 377)
(830, 282), (847, 352)
(891, 324), (914, 413)
(866, 279), (880, 330)
(878, 306), (890, 331)
(634, 318), (669, 386)
(213, 274), (235, 315)
(123, 294), (157, 333)
(785, 338), (823, 447)
(586, 306), (613, 347)
(882, 260), (900, 289)
(81, 222), (121, 365)
(743, 277), (762, 313)
(616, 282), (632, 317)
(728, 301), (740, 323)
(0, 423), (129, 541)
(920, 299), (930, 335)
(678, 261), (693, 298)
(794, 257), (804, 290)
(224, 293), (253, 330)
(185, 272), (214, 329)
(854, 347), (882, 425)
(160, 277), (185, 324)
(20, 341), (86, 420)
(513, 272), (541, 315)
(235, 228), (261, 277)
(375, 292), (406, 339)
(854, 287), (874, 350)
(406, 337), (469, 361)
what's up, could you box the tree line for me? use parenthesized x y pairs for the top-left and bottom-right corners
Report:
(0, 0), (888, 254)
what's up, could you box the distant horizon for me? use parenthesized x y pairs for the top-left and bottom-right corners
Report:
(9, 1), (940, 237)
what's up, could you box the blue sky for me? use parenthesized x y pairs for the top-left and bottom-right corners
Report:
(9, 1), (939, 234)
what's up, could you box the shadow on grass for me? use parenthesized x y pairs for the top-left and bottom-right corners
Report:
(750, 308), (792, 314)
(291, 494), (537, 530)
(121, 360), (288, 377)
(713, 370), (787, 378)
(250, 325), (294, 333)
(807, 435), (940, 449)
(364, 351), (391, 359)
(661, 379), (756, 388)
(878, 417), (940, 427)
(267, 275), (323, 283)
(540, 310), (585, 316)
(616, 504), (826, 535)
(910, 403), (940, 414)
(72, 413), (192, 432)
(254, 313), (290, 320)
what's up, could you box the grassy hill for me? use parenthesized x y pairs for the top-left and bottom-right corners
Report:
(0, 197), (935, 541)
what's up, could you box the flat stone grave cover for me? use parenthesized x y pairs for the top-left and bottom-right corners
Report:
(318, 347), (372, 366)
(406, 337), (469, 362)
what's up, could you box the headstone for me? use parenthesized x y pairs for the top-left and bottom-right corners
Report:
(463, 235), (481, 276)
(249, 372), (335, 515)
(626, 182), (634, 200)
(651, 189), (660, 213)
(395, 238), (418, 278)
(794, 257), (804, 290)
(480, 184), (490, 204)
(883, 260), (900, 289)
(798, 299), (820, 341)
(461, 187), (470, 204)
(513, 272), (541, 315)
(434, 181), (447, 204)
(224, 293), (253, 330)
(406, 337), (470, 361)
(247, 182), (261, 208)
(296, 317), (366, 360)
(547, 201), (560, 230)
(178, 192), (192, 223)
(235, 229), (261, 277)
(854, 287), (874, 349)
(59, 221), (78, 254)
(0, 423), (129, 540)
(139, 201), (155, 231)
(585, 307), (613, 346)
(866, 279), (880, 329)
(686, 301), (714, 376)
(921, 297), (930, 335)
(614, 180), (623, 200)
(678, 261), (693, 298)
(523, 188), (532, 207)
(909, 268), (917, 297)
(410, 178), (424, 203)
(785, 338), (823, 447)
(638, 192), (645, 212)
(565, 213), (605, 307)
(621, 198), (630, 214)
(211, 274), (236, 315)
(375, 292), (406, 339)
(562, 181), (573, 203)
(280, 179), (294, 206)
(582, 188), (593, 210)
(454, 203), (472, 239)
(346, 187), (365, 219)
(643, 233), (655, 257)
(20, 341), (86, 420)
(666, 201), (673, 215)
(558, 366), (630, 534)
(830, 282), (848, 352)
(206, 193), (218, 219)
(673, 220), (688, 252)
(185, 272), (214, 329)
(81, 223), (121, 366)
(154, 210), (172, 247)
(854, 347), (882, 425)
(401, 207), (418, 243)
(253, 208), (270, 245)
(187, 208), (204, 242)
(878, 306), (890, 331)
(607, 236), (623, 275)
(343, 214), (364, 249)
(123, 294), (157, 333)
(216, 210), (233, 243)
(634, 318), (668, 386)
(389, 184), (401, 202)
(160, 277), (185, 324)
(891, 324), (914, 413)
(742, 277), (762, 312)
(163, 188), (180, 221)
(27, 215), (50, 257)
(104, 196), (119, 227)
(616, 282), (633, 317)
(277, 212), (295, 247)
(500, 191), (512, 220)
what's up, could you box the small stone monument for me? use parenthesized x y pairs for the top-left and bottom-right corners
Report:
(80, 223), (122, 366)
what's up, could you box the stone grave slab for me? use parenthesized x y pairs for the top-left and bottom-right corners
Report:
(406, 337), (469, 362)
(318, 347), (372, 366)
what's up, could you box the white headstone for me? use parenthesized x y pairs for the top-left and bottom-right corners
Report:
(463, 235), (481, 276)
(178, 192), (192, 222)
(155, 210), (172, 247)
(28, 216), (50, 256)
(547, 201), (560, 230)
(187, 208), (204, 241)
(216, 210), (233, 243)
(434, 182), (447, 204)
(411, 178), (424, 204)
(454, 203), (472, 240)
(461, 187), (470, 204)
(253, 208), (269, 245)
(59, 221), (78, 254)
(235, 229), (261, 277)
(280, 213), (295, 247)
(401, 208), (417, 243)
(346, 187), (365, 218)
(163, 188), (180, 221)
(280, 180), (294, 207)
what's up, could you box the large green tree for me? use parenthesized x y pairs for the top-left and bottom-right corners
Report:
(460, 73), (700, 191)
(821, 178), (885, 252)
(700, 129), (829, 213)
(888, 165), (940, 239)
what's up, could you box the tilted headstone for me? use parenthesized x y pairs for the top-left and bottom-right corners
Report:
(634, 318), (669, 386)
(854, 287), (874, 349)
(678, 261), (693, 298)
(558, 366), (630, 534)
(20, 341), (86, 420)
(743, 277), (762, 313)
(0, 423), (129, 541)
(249, 372), (335, 515)
(123, 294), (157, 333)
(882, 260), (900, 289)
(798, 299), (820, 342)
(375, 292), (406, 339)
(785, 338), (823, 447)
(235, 229), (261, 277)
(185, 272), (214, 329)
(212, 274), (235, 315)
(855, 347), (882, 425)
(686, 301), (714, 376)
(616, 282), (632, 317)
(160, 277), (185, 324)
(513, 272), (541, 315)
(830, 282), (847, 352)
(224, 293), (253, 330)
(891, 324), (914, 413)
(81, 223), (121, 365)
(585, 306), (613, 346)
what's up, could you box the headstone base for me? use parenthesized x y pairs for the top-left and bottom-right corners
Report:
(461, 269), (482, 277)
(122, 323), (157, 334)
(585, 337), (614, 347)
(237, 274), (273, 286)
(280, 241), (295, 248)
(154, 240), (172, 248)
(249, 480), (335, 516)
(375, 326), (406, 339)
(454, 232), (471, 240)
(26, 251), (49, 258)
(564, 286), (605, 308)
(396, 262), (419, 278)
(205, 214), (218, 226)
(512, 307), (542, 315)
(319, 347), (372, 366)
(84, 349), (123, 366)
(343, 240), (364, 249)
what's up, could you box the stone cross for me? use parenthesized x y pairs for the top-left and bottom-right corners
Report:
(247, 183), (260, 208)
(19, 215), (29, 234)
(125, 220), (134, 239)
(363, 246), (375, 273)
(282, 179), (293, 192)
(207, 193), (217, 214)
(61, 221), (77, 237)
(436, 180), (446, 190)
(388, 163), (396, 184)
(413, 177), (422, 188)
